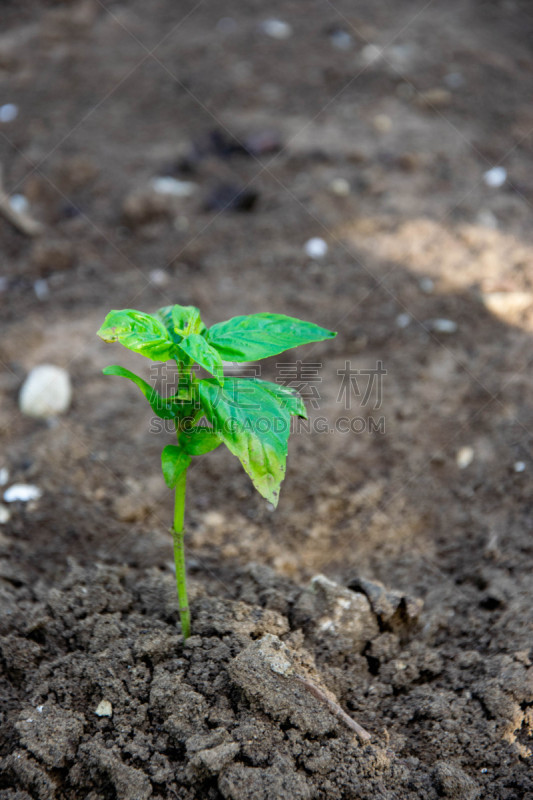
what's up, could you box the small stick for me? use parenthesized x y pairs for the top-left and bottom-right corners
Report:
(294, 673), (372, 742)
(0, 166), (44, 236)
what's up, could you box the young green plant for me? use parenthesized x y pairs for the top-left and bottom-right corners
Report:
(97, 305), (336, 639)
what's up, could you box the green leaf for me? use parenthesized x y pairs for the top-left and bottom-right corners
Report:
(177, 333), (225, 386)
(179, 426), (221, 456)
(102, 365), (178, 420)
(249, 378), (307, 419)
(198, 377), (292, 506)
(207, 313), (336, 362)
(155, 305), (206, 339)
(161, 445), (191, 489)
(98, 309), (176, 362)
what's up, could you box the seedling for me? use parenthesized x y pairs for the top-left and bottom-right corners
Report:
(97, 305), (336, 638)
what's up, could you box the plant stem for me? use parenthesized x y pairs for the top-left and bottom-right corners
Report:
(172, 468), (190, 639)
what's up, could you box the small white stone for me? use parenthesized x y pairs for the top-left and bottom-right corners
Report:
(216, 17), (237, 33)
(483, 166), (507, 188)
(19, 365), (72, 418)
(329, 177), (350, 197)
(514, 461), (526, 473)
(330, 30), (353, 50)
(95, 700), (113, 717)
(456, 446), (474, 469)
(427, 318), (458, 334)
(9, 194), (29, 214)
(4, 484), (42, 503)
(396, 312), (411, 329)
(0, 468), (9, 486)
(0, 504), (10, 523)
(149, 269), (168, 286)
(33, 279), (50, 301)
(304, 237), (328, 259)
(444, 72), (464, 89)
(419, 277), (435, 294)
(387, 44), (416, 70)
(0, 104), (18, 123)
(260, 19), (292, 39)
(372, 114), (392, 133)
(360, 44), (382, 65)
(150, 177), (197, 197)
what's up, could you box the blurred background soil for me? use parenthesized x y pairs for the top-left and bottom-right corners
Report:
(0, 1), (532, 798)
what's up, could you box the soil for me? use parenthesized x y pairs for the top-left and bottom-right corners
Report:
(1, 1), (533, 798)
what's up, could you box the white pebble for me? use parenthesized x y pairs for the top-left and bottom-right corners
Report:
(330, 30), (353, 50)
(260, 19), (292, 39)
(396, 313), (411, 329)
(0, 104), (18, 123)
(149, 269), (168, 287)
(360, 44), (382, 65)
(456, 446), (474, 469)
(427, 318), (458, 334)
(372, 114), (392, 133)
(444, 72), (464, 89)
(0, 504), (10, 523)
(514, 461), (526, 473)
(419, 277), (435, 294)
(151, 177), (196, 197)
(387, 44), (416, 70)
(33, 279), (50, 301)
(304, 237), (328, 259)
(95, 700), (113, 717)
(216, 17), (237, 33)
(0, 468), (9, 486)
(483, 166), (507, 188)
(329, 177), (350, 197)
(19, 365), (72, 418)
(4, 484), (42, 503)
(9, 194), (29, 214)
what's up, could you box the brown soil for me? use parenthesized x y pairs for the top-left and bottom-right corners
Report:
(1, 1), (533, 798)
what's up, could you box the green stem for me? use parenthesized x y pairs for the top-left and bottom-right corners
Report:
(172, 468), (190, 639)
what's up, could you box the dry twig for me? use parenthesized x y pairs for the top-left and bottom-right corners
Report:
(294, 673), (372, 742)
(0, 166), (44, 236)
